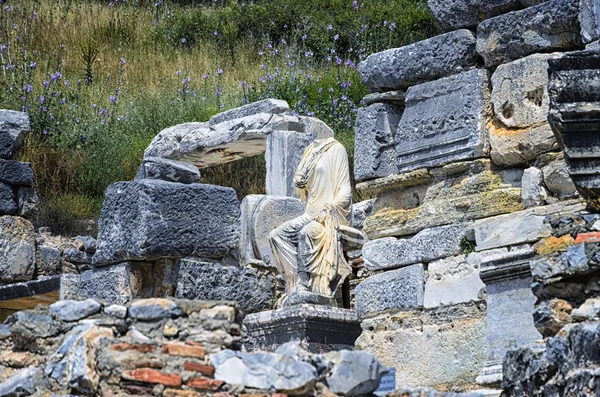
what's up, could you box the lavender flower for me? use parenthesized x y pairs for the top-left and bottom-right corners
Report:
(217, 68), (223, 75)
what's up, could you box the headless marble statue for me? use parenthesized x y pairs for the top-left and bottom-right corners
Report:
(269, 137), (352, 306)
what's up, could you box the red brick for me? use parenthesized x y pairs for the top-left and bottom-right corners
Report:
(162, 342), (205, 358)
(575, 232), (600, 244)
(183, 361), (215, 376)
(186, 377), (224, 391)
(122, 368), (182, 387)
(271, 394), (288, 397)
(111, 343), (156, 353)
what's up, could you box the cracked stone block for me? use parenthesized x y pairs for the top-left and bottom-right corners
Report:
(0, 109), (30, 159)
(428, 0), (523, 31)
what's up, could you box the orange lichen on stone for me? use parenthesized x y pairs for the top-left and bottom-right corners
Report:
(487, 118), (546, 137)
(534, 235), (575, 255)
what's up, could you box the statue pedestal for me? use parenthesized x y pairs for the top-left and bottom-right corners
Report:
(243, 304), (361, 353)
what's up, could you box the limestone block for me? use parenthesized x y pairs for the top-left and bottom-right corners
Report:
(477, 0), (583, 68)
(354, 103), (402, 182)
(473, 203), (579, 250)
(134, 157), (200, 184)
(240, 195), (305, 267)
(428, 0), (523, 31)
(541, 154), (578, 197)
(93, 180), (240, 265)
(0, 368), (43, 396)
(61, 263), (135, 305)
(357, 30), (479, 92)
(16, 186), (39, 218)
(580, 0), (600, 43)
(0, 215), (35, 283)
(49, 299), (101, 322)
(355, 264), (424, 318)
(364, 160), (523, 239)
(323, 350), (389, 395)
(0, 159), (33, 186)
(423, 251), (499, 308)
(175, 257), (275, 313)
(208, 98), (289, 126)
(35, 245), (62, 277)
(0, 109), (30, 159)
(363, 224), (470, 271)
(491, 54), (558, 128)
(395, 69), (491, 172)
(0, 182), (16, 215)
(521, 167), (548, 208)
(356, 305), (487, 389)
(489, 121), (558, 166)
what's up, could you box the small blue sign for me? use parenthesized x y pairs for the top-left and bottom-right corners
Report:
(375, 367), (396, 396)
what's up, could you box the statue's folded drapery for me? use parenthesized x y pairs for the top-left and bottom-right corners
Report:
(269, 137), (352, 298)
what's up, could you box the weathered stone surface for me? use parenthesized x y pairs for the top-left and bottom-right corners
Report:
(351, 199), (375, 230)
(356, 168), (433, 195)
(572, 297), (600, 320)
(240, 195), (305, 267)
(491, 53), (558, 128)
(175, 257), (275, 313)
(580, 0), (600, 43)
(0, 367), (42, 396)
(128, 298), (181, 320)
(0, 276), (60, 311)
(473, 203), (583, 250)
(476, 0), (583, 68)
(354, 103), (402, 182)
(424, 252), (491, 309)
(355, 264), (424, 317)
(540, 153), (578, 198)
(363, 224), (470, 271)
(63, 248), (93, 264)
(365, 160), (523, 238)
(135, 157), (201, 184)
(93, 180), (240, 265)
(358, 30), (479, 92)
(265, 120), (333, 197)
(35, 245), (62, 277)
(0, 159), (33, 186)
(75, 236), (97, 253)
(208, 98), (289, 126)
(49, 299), (101, 322)
(521, 167), (547, 208)
(488, 121), (558, 166)
(45, 324), (113, 394)
(243, 305), (361, 353)
(547, 50), (600, 202)
(0, 109), (30, 159)
(104, 304), (127, 319)
(323, 350), (389, 396)
(61, 263), (135, 305)
(0, 216), (35, 282)
(356, 304), (487, 389)
(533, 298), (573, 336)
(362, 90), (406, 106)
(16, 187), (39, 218)
(395, 69), (491, 172)
(428, 0), (522, 31)
(211, 349), (318, 394)
(0, 182), (16, 215)
(6, 310), (60, 338)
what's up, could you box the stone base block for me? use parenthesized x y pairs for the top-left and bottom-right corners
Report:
(243, 304), (361, 353)
(476, 361), (503, 387)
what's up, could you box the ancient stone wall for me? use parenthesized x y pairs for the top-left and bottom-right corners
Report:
(352, 0), (599, 391)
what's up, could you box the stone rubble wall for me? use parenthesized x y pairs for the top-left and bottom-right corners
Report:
(0, 298), (390, 397)
(352, 0), (599, 391)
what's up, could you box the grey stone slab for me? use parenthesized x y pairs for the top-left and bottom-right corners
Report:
(60, 263), (135, 305)
(473, 204), (574, 250)
(476, 0), (583, 68)
(128, 298), (181, 320)
(0, 275), (60, 303)
(36, 245), (62, 277)
(423, 251), (500, 309)
(63, 248), (93, 264)
(93, 180), (240, 265)
(0, 109), (30, 159)
(363, 224), (470, 271)
(75, 236), (97, 253)
(104, 304), (127, 319)
(16, 186), (39, 218)
(239, 195), (305, 268)
(134, 156), (200, 184)
(0, 159), (33, 186)
(362, 90), (406, 106)
(395, 69), (491, 172)
(175, 257), (275, 313)
(541, 154), (578, 198)
(208, 98), (289, 126)
(243, 304), (361, 352)
(521, 167), (548, 208)
(0, 182), (16, 215)
(354, 103), (402, 182)
(355, 264), (424, 317)
(491, 53), (559, 128)
(351, 199), (375, 230)
(265, 119), (333, 197)
(489, 122), (558, 167)
(323, 350), (389, 396)
(0, 367), (42, 397)
(0, 215), (35, 283)
(358, 30), (479, 92)
(428, 0), (523, 31)
(49, 299), (101, 322)
(580, 0), (600, 44)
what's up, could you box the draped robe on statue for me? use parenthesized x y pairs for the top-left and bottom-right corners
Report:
(269, 137), (352, 300)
